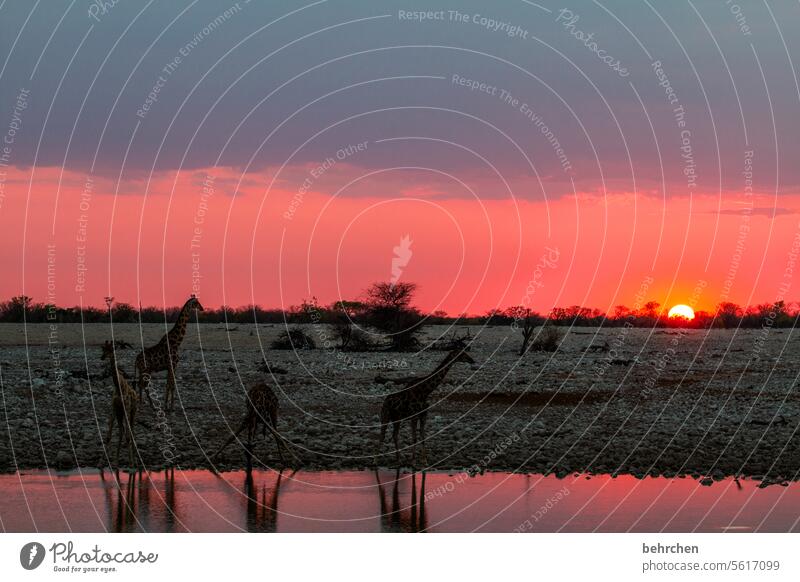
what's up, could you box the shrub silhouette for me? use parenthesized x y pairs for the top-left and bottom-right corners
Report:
(271, 327), (316, 350)
(527, 324), (562, 353)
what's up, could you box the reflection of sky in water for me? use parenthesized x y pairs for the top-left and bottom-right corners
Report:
(1, 470), (798, 532)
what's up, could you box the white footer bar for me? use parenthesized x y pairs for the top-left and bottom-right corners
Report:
(1, 533), (796, 581)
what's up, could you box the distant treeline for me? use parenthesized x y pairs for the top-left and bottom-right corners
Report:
(1, 295), (798, 330)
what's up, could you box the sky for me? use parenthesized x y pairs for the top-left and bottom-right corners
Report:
(1, 0), (799, 315)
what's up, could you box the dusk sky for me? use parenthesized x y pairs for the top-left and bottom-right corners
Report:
(1, 0), (799, 315)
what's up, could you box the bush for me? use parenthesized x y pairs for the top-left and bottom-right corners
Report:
(271, 327), (316, 350)
(332, 321), (377, 352)
(527, 325), (562, 353)
(347, 327), (377, 351)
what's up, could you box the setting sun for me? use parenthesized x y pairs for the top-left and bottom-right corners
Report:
(668, 304), (695, 320)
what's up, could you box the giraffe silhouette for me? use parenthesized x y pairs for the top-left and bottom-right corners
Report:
(134, 295), (203, 411)
(375, 348), (476, 467)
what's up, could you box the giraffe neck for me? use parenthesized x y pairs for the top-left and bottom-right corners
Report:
(106, 355), (123, 394)
(167, 301), (193, 346)
(415, 355), (458, 397)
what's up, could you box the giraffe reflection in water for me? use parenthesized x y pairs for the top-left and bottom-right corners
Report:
(242, 469), (286, 532)
(98, 468), (182, 532)
(96, 468), (429, 532)
(375, 470), (427, 532)
(4, 469), (797, 532)
(98, 467), (288, 532)
(99, 469), (139, 532)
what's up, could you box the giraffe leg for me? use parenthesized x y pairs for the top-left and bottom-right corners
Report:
(410, 417), (418, 469)
(273, 422), (297, 465)
(374, 421), (387, 466)
(374, 401), (392, 467)
(138, 371), (155, 410)
(116, 418), (123, 470)
(280, 432), (301, 466)
(166, 366), (177, 412)
(391, 421), (401, 467)
(144, 375), (155, 409)
(136, 366), (143, 399)
(267, 409), (298, 466)
(245, 423), (255, 471)
(104, 412), (115, 448)
(211, 419), (247, 461)
(125, 428), (134, 469)
(126, 416), (138, 469)
(419, 412), (428, 465)
(266, 424), (286, 466)
(102, 412), (115, 467)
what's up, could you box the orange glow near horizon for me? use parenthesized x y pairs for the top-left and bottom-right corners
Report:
(2, 165), (800, 315)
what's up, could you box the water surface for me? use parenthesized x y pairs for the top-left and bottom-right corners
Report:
(1, 470), (797, 532)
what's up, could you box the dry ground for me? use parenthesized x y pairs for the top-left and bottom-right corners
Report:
(1, 323), (798, 482)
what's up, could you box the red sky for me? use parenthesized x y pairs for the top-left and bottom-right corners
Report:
(2, 1), (799, 317)
(3, 164), (798, 316)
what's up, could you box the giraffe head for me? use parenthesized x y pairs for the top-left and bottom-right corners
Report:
(100, 341), (119, 378)
(186, 295), (204, 312)
(100, 340), (115, 361)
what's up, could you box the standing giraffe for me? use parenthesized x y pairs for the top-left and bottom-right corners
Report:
(375, 348), (476, 467)
(100, 340), (139, 469)
(134, 295), (203, 411)
(211, 381), (298, 467)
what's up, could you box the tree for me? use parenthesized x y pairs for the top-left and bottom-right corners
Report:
(642, 301), (661, 317)
(691, 310), (716, 329)
(287, 297), (322, 324)
(716, 302), (742, 329)
(363, 281), (423, 351)
(0, 295), (33, 321)
(112, 302), (137, 323)
(635, 301), (662, 326)
(365, 282), (417, 310)
(485, 309), (511, 325)
(613, 305), (632, 320)
(505, 306), (545, 355)
(330, 300), (368, 318)
(518, 308), (536, 355)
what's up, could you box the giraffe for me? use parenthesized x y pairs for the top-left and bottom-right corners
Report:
(375, 348), (476, 467)
(100, 340), (139, 470)
(211, 381), (298, 468)
(134, 295), (203, 411)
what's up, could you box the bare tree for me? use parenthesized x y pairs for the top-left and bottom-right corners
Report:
(506, 306), (540, 355)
